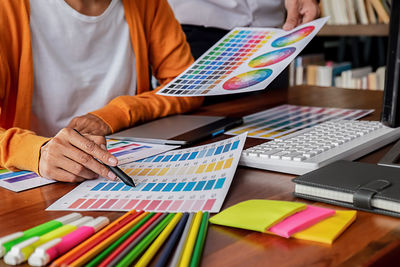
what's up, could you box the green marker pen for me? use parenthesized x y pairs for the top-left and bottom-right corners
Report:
(0, 213), (82, 258)
(4, 216), (93, 265)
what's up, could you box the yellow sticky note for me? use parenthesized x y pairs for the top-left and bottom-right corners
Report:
(209, 200), (306, 232)
(292, 210), (356, 244)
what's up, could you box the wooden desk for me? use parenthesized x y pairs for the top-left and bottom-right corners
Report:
(1, 86), (399, 266)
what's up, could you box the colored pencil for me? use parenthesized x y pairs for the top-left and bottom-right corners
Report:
(179, 211), (203, 267)
(85, 213), (155, 267)
(50, 210), (142, 267)
(168, 213), (195, 267)
(155, 213), (189, 267)
(68, 212), (148, 267)
(189, 212), (209, 267)
(100, 213), (164, 267)
(115, 213), (174, 267)
(135, 213), (183, 267)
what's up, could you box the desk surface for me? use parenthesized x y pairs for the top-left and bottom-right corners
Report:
(1, 86), (399, 267)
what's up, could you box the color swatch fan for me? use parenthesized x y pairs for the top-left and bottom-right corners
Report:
(47, 133), (247, 213)
(157, 17), (328, 96)
(226, 104), (374, 139)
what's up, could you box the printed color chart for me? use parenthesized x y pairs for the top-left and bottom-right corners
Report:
(107, 139), (178, 165)
(157, 17), (328, 96)
(0, 169), (55, 192)
(226, 104), (374, 139)
(47, 133), (247, 213)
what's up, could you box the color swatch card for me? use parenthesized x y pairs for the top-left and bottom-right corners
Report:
(47, 133), (247, 213)
(226, 104), (374, 139)
(107, 139), (178, 165)
(157, 17), (328, 96)
(0, 169), (55, 192)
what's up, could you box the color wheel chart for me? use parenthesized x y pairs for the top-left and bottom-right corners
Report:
(107, 139), (178, 165)
(47, 133), (247, 213)
(226, 104), (374, 139)
(157, 17), (329, 96)
(0, 169), (55, 192)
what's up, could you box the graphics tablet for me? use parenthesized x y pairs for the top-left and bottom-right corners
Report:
(108, 115), (243, 145)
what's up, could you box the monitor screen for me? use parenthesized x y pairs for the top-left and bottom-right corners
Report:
(381, 0), (400, 127)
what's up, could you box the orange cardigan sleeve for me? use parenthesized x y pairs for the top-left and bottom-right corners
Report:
(0, 53), (50, 173)
(90, 0), (204, 133)
(0, 2), (50, 174)
(0, 128), (50, 173)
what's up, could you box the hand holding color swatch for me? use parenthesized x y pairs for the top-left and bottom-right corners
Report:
(158, 17), (328, 96)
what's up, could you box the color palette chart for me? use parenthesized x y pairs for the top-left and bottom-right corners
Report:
(157, 17), (328, 96)
(226, 104), (374, 139)
(47, 133), (247, 213)
(0, 169), (55, 192)
(107, 139), (178, 165)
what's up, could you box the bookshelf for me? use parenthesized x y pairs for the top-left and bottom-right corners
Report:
(318, 24), (389, 36)
(293, 0), (392, 90)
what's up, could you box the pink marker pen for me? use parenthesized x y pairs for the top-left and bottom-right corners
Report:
(28, 217), (109, 267)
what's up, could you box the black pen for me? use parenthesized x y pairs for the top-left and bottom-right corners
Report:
(73, 129), (136, 187)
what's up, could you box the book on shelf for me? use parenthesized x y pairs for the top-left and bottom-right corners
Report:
(320, 0), (391, 25)
(290, 54), (386, 90)
(291, 54), (325, 86)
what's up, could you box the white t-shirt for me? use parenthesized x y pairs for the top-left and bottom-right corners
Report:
(29, 0), (136, 137)
(168, 0), (286, 30)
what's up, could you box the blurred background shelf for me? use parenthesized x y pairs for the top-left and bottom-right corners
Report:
(318, 24), (389, 36)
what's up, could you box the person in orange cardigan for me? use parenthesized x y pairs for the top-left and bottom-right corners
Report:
(0, 0), (203, 183)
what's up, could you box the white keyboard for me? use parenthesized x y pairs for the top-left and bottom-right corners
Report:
(240, 120), (400, 175)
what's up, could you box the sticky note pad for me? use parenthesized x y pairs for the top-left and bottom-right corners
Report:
(267, 206), (336, 238)
(209, 200), (306, 232)
(292, 210), (357, 244)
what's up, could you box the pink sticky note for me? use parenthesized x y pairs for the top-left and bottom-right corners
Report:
(268, 206), (335, 238)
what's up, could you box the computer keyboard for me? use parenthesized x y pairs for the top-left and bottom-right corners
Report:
(240, 120), (400, 175)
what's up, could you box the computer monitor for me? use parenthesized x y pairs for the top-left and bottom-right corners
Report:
(381, 0), (400, 127)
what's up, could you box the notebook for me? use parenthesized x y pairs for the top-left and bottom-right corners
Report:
(292, 160), (400, 217)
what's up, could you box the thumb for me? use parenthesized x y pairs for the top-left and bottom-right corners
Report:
(283, 0), (300, 31)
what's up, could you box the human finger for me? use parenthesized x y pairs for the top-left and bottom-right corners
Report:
(61, 136), (117, 180)
(39, 154), (86, 183)
(299, 0), (320, 24)
(55, 155), (99, 179)
(64, 128), (118, 166)
(283, 0), (300, 30)
(86, 135), (108, 151)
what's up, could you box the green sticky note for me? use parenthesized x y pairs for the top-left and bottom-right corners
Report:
(209, 200), (306, 232)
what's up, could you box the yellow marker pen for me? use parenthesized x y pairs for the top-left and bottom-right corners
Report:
(4, 216), (93, 265)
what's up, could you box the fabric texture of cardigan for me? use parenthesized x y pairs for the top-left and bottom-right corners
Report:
(0, 0), (203, 174)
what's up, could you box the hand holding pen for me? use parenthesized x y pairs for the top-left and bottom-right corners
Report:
(38, 128), (134, 187)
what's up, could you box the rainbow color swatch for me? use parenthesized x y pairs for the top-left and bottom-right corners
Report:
(223, 69), (272, 90)
(271, 26), (315, 47)
(226, 104), (374, 139)
(157, 17), (328, 96)
(47, 133), (247, 213)
(248, 47), (296, 68)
